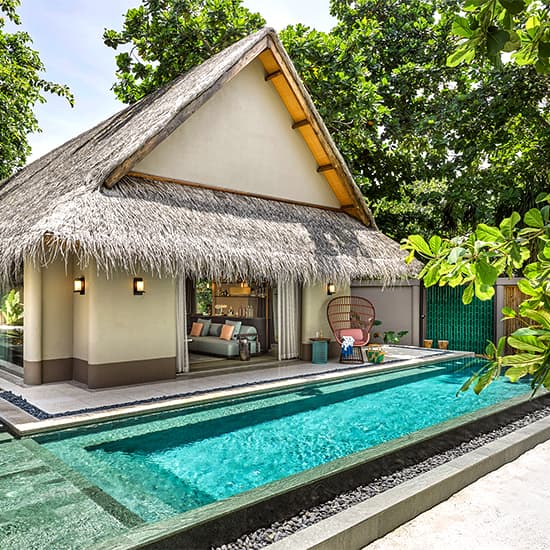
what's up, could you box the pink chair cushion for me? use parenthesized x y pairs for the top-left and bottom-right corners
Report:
(339, 328), (366, 345)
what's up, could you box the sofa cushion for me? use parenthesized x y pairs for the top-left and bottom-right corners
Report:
(220, 324), (235, 341)
(209, 323), (223, 336)
(225, 320), (242, 339)
(190, 322), (203, 337)
(199, 318), (212, 336)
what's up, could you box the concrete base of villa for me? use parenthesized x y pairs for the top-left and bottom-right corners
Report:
(24, 357), (177, 389)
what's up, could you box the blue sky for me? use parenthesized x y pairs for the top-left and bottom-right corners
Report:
(14, 0), (335, 161)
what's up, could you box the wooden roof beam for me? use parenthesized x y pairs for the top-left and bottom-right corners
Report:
(292, 119), (310, 130)
(265, 70), (283, 81)
(317, 164), (334, 173)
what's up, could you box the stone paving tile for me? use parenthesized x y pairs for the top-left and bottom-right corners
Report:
(0, 439), (139, 550)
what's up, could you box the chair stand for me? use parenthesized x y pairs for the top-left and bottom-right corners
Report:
(340, 346), (367, 364)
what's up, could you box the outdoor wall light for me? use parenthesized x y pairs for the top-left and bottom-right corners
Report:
(133, 277), (145, 295)
(327, 283), (336, 295)
(73, 277), (85, 295)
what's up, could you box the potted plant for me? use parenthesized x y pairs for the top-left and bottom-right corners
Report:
(383, 330), (408, 345)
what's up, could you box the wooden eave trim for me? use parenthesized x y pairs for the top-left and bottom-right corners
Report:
(264, 36), (374, 228)
(103, 36), (270, 189)
(127, 171), (348, 214)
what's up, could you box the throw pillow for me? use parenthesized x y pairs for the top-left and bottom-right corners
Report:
(209, 323), (222, 336)
(220, 324), (235, 341)
(190, 322), (204, 337)
(225, 320), (242, 340)
(199, 318), (212, 336)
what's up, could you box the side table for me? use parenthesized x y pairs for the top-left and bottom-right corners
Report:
(309, 337), (330, 364)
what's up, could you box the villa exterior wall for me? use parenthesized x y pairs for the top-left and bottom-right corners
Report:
(301, 282), (350, 360)
(134, 59), (341, 209)
(351, 280), (421, 346)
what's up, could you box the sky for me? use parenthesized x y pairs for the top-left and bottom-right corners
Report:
(13, 0), (336, 161)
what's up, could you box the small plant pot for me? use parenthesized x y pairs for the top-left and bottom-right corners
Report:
(367, 345), (385, 364)
(437, 340), (449, 350)
(423, 339), (433, 348)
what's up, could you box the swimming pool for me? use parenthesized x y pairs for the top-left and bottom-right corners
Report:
(35, 358), (530, 523)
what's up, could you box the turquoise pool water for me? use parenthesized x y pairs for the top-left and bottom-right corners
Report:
(36, 359), (530, 522)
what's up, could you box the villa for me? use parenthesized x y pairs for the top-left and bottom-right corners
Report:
(0, 27), (414, 389)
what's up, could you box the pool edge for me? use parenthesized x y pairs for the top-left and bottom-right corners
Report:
(264, 413), (550, 550)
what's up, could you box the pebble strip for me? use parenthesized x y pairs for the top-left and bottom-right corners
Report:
(214, 400), (550, 550)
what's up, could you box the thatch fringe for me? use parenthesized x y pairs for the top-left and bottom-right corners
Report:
(1, 176), (416, 289)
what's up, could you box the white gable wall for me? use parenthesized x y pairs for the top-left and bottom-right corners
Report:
(134, 59), (341, 209)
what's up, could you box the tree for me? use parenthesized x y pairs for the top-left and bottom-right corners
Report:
(402, 193), (550, 394)
(0, 0), (73, 180)
(103, 0), (265, 104)
(447, 0), (550, 73)
(282, 0), (549, 240)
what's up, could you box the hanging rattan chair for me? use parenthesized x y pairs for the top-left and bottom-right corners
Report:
(327, 296), (376, 363)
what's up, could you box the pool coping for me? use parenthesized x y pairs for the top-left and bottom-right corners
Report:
(84, 387), (544, 550)
(264, 413), (550, 550)
(1, 350), (473, 437)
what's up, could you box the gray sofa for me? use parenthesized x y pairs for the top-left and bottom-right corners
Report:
(188, 321), (258, 358)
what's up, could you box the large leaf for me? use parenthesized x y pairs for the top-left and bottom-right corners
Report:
(474, 280), (495, 301)
(524, 208), (544, 228)
(500, 0), (526, 15)
(452, 16), (473, 38)
(502, 353), (542, 366)
(447, 43), (476, 66)
(475, 258), (498, 286)
(407, 235), (432, 257)
(517, 279), (539, 297)
(448, 246), (467, 264)
(507, 334), (545, 353)
(521, 308), (550, 329)
(462, 282), (475, 304)
(476, 223), (504, 242)
(505, 365), (528, 382)
(487, 29), (510, 56)
(499, 212), (521, 238)
(429, 235), (443, 254)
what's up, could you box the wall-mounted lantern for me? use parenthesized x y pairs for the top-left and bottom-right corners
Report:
(327, 282), (336, 296)
(73, 277), (85, 295)
(133, 277), (145, 295)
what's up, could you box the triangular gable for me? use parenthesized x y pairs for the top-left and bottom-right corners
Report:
(103, 28), (374, 227)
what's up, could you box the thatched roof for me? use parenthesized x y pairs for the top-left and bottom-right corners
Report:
(0, 27), (416, 287)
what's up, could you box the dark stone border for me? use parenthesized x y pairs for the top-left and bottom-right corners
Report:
(215, 395), (550, 550)
(0, 349), (450, 420)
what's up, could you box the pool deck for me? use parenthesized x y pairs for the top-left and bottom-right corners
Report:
(0, 345), (467, 436)
(1, 347), (550, 550)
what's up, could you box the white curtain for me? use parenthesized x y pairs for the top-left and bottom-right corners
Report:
(176, 275), (190, 373)
(277, 279), (300, 360)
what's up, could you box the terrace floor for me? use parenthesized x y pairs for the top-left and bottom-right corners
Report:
(0, 345), (461, 433)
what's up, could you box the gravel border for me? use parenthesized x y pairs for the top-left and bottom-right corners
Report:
(214, 397), (550, 550)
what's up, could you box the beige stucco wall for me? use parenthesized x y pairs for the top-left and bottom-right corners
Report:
(42, 257), (73, 360)
(134, 59), (341, 209)
(73, 263), (89, 361)
(301, 282), (350, 342)
(351, 281), (420, 346)
(23, 258), (42, 363)
(87, 268), (177, 365)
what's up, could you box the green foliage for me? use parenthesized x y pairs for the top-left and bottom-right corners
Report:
(447, 0), (550, 73)
(195, 279), (212, 315)
(0, 0), (73, 179)
(1, 289), (23, 325)
(282, 0), (549, 240)
(383, 330), (409, 345)
(103, 0), (265, 103)
(402, 192), (550, 394)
